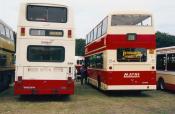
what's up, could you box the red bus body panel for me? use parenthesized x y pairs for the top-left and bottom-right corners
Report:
(165, 83), (175, 91)
(88, 69), (156, 85)
(14, 80), (74, 95)
(86, 34), (156, 56)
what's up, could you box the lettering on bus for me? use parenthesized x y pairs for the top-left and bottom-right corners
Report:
(124, 73), (140, 78)
(123, 51), (143, 59)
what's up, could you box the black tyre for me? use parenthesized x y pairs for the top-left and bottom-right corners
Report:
(158, 79), (165, 90)
(97, 77), (101, 90)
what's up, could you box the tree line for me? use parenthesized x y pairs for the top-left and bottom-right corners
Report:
(76, 32), (175, 56)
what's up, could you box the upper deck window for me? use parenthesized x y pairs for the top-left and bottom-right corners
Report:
(0, 24), (5, 36)
(27, 5), (67, 23)
(111, 14), (152, 26)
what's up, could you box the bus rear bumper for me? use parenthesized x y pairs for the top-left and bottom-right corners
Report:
(14, 80), (74, 95)
(102, 84), (156, 91)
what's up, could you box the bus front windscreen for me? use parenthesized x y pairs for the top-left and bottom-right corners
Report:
(27, 5), (67, 23)
(117, 48), (147, 62)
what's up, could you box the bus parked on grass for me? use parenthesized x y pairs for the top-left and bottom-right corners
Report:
(85, 11), (156, 91)
(157, 46), (175, 91)
(15, 1), (75, 95)
(0, 19), (15, 92)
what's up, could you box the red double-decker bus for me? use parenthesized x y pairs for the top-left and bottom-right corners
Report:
(85, 11), (156, 91)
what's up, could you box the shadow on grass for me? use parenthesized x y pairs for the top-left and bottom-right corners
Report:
(87, 84), (152, 97)
(0, 87), (14, 97)
(103, 91), (151, 97)
(18, 95), (71, 102)
(157, 89), (175, 94)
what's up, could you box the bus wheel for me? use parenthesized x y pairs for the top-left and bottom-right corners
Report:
(158, 79), (165, 90)
(97, 77), (101, 90)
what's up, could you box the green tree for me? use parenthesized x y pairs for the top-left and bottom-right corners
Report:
(156, 31), (175, 48)
(75, 39), (86, 56)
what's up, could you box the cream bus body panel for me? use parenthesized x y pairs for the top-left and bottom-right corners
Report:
(16, 38), (75, 81)
(157, 71), (175, 85)
(106, 50), (156, 71)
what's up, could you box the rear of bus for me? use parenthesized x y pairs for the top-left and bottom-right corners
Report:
(104, 12), (156, 90)
(15, 1), (75, 95)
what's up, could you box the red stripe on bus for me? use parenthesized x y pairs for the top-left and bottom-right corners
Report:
(85, 34), (156, 56)
(165, 83), (175, 91)
(14, 80), (74, 95)
(87, 70), (156, 85)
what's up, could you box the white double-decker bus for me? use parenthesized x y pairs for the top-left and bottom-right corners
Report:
(157, 46), (175, 91)
(15, 1), (75, 95)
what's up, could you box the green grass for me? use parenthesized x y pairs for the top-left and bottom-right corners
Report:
(0, 83), (175, 114)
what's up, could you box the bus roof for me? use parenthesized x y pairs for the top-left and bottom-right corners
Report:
(0, 19), (13, 31)
(21, 0), (68, 7)
(108, 10), (152, 16)
(157, 46), (175, 51)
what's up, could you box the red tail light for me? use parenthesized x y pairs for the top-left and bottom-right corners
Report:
(68, 30), (72, 38)
(18, 76), (22, 82)
(68, 77), (72, 81)
(21, 27), (25, 36)
(67, 77), (73, 84)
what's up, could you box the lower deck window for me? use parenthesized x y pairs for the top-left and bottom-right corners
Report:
(85, 53), (103, 69)
(167, 53), (175, 71)
(117, 48), (147, 62)
(157, 54), (166, 71)
(27, 46), (65, 62)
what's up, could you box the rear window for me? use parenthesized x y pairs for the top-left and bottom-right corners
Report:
(117, 48), (147, 62)
(156, 54), (166, 71)
(30, 29), (64, 37)
(111, 14), (152, 26)
(27, 5), (67, 23)
(27, 46), (65, 62)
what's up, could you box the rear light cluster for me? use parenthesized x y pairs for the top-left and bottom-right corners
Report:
(68, 30), (72, 38)
(21, 27), (25, 36)
(18, 76), (23, 82)
(67, 77), (73, 84)
(149, 49), (155, 54)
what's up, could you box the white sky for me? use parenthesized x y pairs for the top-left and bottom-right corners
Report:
(0, 0), (174, 38)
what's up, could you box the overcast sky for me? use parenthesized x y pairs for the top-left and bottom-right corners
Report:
(0, 0), (174, 38)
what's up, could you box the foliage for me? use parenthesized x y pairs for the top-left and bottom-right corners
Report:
(75, 39), (86, 56)
(156, 31), (175, 48)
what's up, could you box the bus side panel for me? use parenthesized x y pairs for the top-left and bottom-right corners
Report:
(157, 72), (175, 91)
(14, 80), (74, 95)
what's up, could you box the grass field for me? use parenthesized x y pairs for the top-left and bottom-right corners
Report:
(0, 82), (175, 114)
